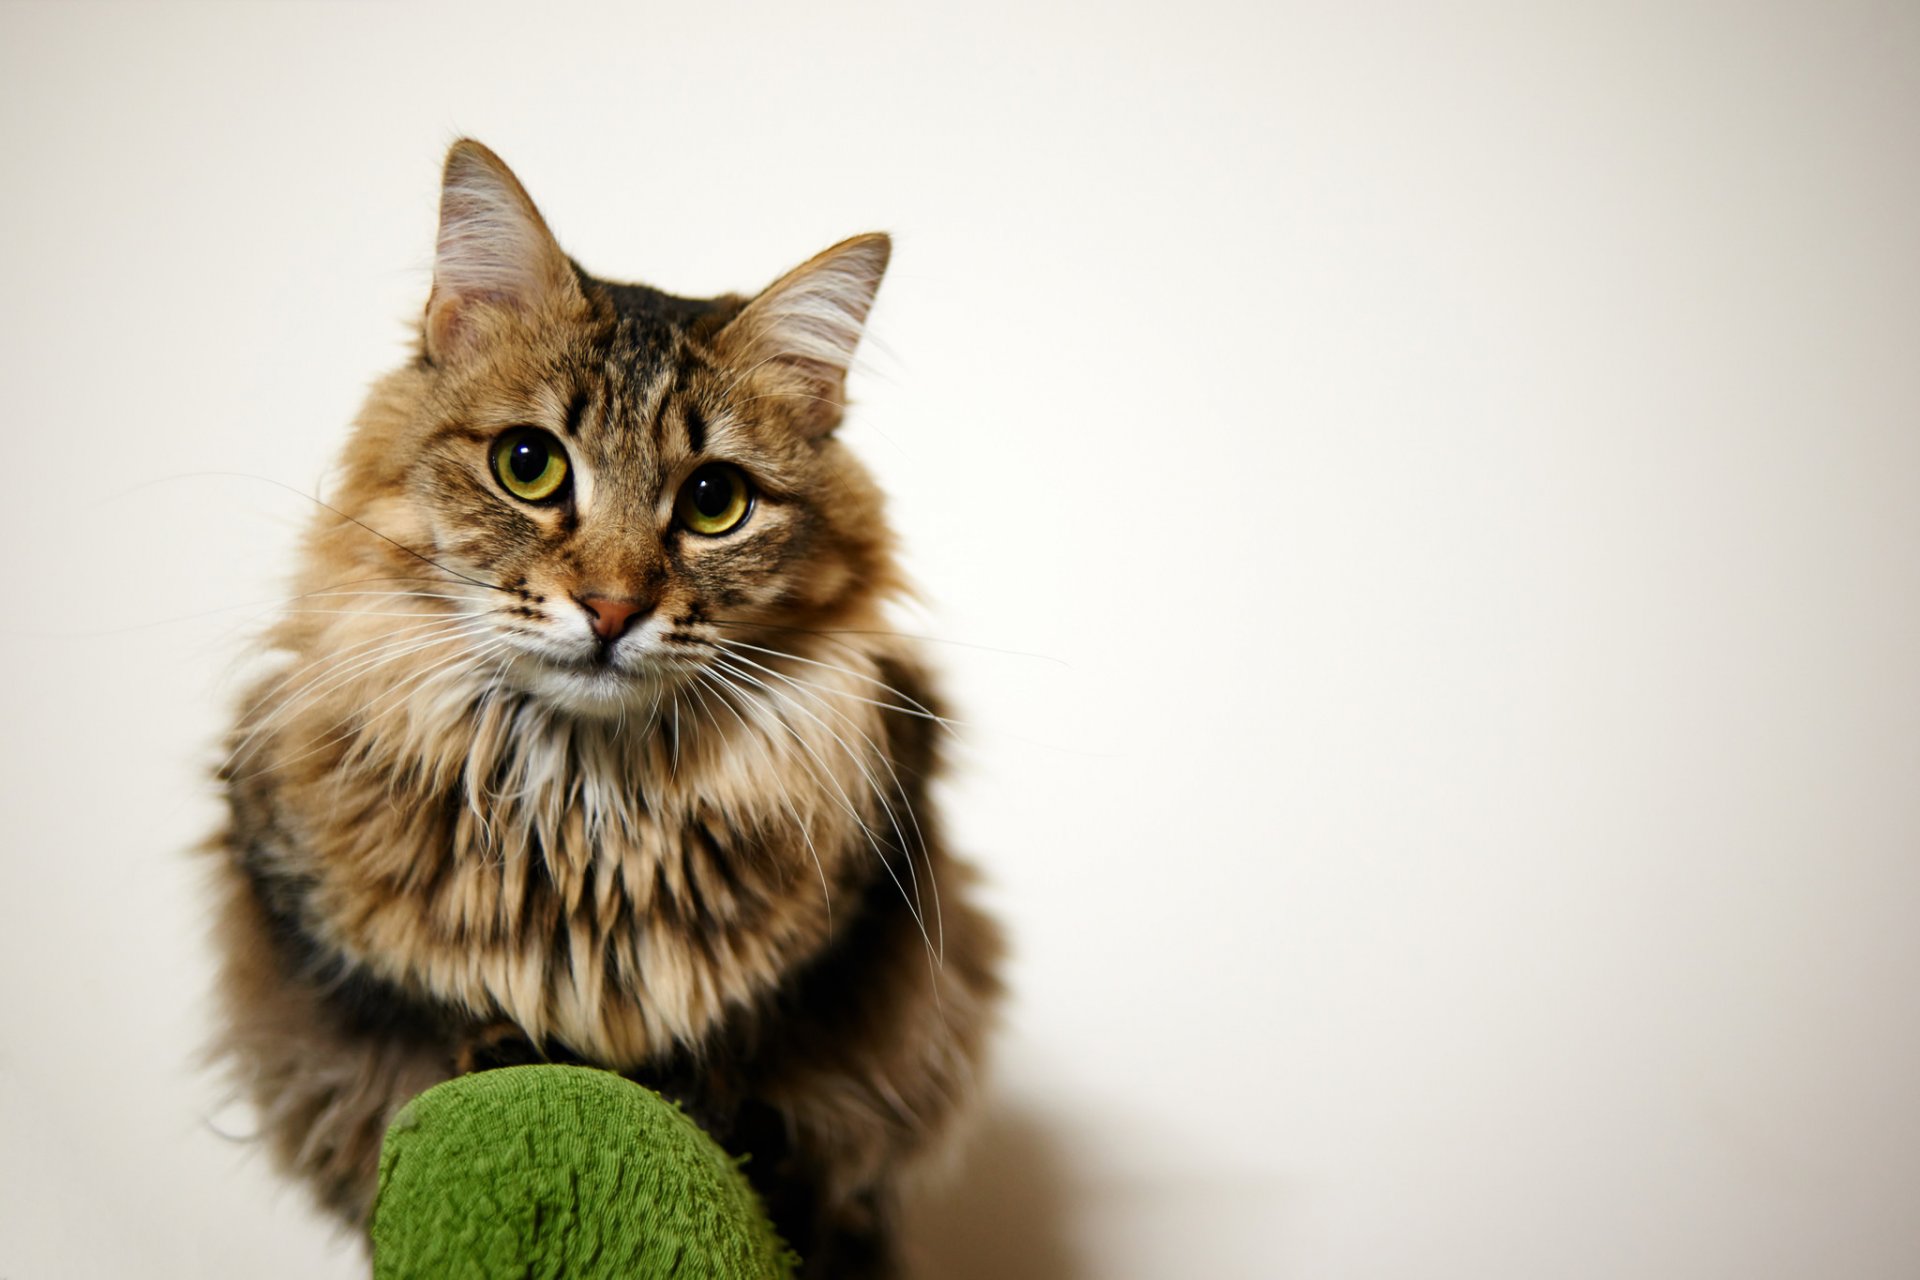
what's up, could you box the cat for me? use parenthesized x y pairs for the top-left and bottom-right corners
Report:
(206, 139), (1002, 1278)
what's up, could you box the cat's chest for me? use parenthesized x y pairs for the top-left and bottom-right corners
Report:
(287, 733), (842, 1068)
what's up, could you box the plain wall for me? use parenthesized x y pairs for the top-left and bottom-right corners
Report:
(3, 2), (1918, 1276)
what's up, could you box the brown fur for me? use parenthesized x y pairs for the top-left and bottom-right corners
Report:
(206, 141), (1001, 1277)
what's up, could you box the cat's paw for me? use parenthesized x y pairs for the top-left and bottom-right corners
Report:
(451, 1021), (544, 1075)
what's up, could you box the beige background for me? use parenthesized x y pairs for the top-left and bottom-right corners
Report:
(4, 2), (1919, 1276)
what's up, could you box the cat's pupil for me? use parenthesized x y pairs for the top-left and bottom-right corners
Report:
(692, 472), (731, 517)
(509, 440), (548, 483)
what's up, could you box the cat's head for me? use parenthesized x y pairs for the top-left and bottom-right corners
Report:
(310, 140), (899, 717)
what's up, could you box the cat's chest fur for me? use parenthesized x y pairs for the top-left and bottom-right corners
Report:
(232, 661), (900, 1069)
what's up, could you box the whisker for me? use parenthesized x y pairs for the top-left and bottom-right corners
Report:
(707, 636), (959, 732)
(127, 470), (515, 596)
(236, 615), (476, 723)
(707, 628), (1108, 761)
(255, 634), (512, 781)
(705, 646), (943, 961)
(685, 671), (834, 932)
(297, 590), (479, 604)
(12, 579), (480, 643)
(225, 620), (487, 772)
(225, 618), (473, 760)
(705, 656), (938, 971)
(270, 609), (478, 619)
(706, 617), (1067, 667)
(670, 685), (683, 779)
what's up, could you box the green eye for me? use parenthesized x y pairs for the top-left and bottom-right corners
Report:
(675, 463), (752, 536)
(493, 428), (569, 502)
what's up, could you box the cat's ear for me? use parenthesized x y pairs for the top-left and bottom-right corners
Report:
(716, 233), (890, 437)
(424, 140), (582, 363)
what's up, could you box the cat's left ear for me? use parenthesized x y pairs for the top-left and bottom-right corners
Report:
(424, 139), (583, 363)
(716, 233), (890, 437)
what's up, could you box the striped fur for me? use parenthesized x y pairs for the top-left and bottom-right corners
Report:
(207, 141), (1001, 1277)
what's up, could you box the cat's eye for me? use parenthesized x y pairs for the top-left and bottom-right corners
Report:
(492, 428), (569, 503)
(675, 463), (752, 536)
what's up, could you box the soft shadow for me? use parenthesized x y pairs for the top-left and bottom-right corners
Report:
(900, 1104), (1082, 1280)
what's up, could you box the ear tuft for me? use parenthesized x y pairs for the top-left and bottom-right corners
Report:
(426, 140), (580, 362)
(718, 233), (890, 436)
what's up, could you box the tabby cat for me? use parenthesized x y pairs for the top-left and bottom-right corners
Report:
(207, 139), (1001, 1278)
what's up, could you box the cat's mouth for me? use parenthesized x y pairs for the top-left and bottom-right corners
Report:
(558, 644), (619, 671)
(546, 646), (632, 679)
(510, 646), (663, 719)
(520, 638), (679, 697)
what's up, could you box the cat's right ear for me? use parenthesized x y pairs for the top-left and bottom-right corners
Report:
(424, 140), (582, 364)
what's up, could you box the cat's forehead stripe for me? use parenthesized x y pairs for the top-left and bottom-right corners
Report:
(561, 390), (589, 438)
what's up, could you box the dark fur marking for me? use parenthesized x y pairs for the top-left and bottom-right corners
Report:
(609, 872), (638, 943)
(679, 837), (717, 934)
(238, 839), (452, 1042)
(696, 816), (768, 921)
(520, 828), (555, 941)
(649, 861), (682, 929)
(562, 390), (589, 437)
(549, 914), (575, 982)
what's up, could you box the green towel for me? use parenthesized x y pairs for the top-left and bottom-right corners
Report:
(372, 1065), (795, 1280)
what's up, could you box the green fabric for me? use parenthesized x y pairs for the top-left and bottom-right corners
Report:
(372, 1065), (794, 1280)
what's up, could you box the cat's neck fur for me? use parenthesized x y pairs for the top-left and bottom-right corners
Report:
(233, 569), (929, 1067)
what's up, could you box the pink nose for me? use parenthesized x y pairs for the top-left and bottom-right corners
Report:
(577, 595), (645, 641)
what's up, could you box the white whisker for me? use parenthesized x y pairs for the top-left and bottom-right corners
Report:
(224, 619), (484, 771)
(704, 657), (939, 972)
(687, 670), (834, 932)
(706, 647), (944, 962)
(709, 636), (959, 732)
(260, 634), (513, 781)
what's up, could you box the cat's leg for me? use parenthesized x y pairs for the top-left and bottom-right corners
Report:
(789, 1183), (905, 1280)
(206, 850), (455, 1226)
(452, 1019), (555, 1074)
(761, 858), (1005, 1279)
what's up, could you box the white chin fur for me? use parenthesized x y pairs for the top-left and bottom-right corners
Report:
(510, 653), (669, 720)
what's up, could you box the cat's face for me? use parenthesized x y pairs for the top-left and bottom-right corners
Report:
(319, 142), (896, 718)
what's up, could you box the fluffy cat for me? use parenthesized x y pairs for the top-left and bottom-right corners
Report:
(207, 139), (1001, 1278)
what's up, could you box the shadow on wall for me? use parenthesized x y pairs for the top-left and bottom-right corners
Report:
(902, 1103), (1082, 1279)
